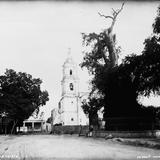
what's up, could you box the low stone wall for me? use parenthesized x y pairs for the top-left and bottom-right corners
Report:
(52, 125), (160, 138)
(93, 130), (160, 138)
(52, 125), (89, 135)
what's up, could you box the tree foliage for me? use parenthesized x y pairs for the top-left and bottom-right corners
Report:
(81, 4), (160, 130)
(80, 4), (124, 126)
(120, 5), (160, 97)
(81, 96), (104, 127)
(0, 69), (49, 133)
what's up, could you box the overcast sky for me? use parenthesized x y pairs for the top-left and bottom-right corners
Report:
(0, 1), (159, 119)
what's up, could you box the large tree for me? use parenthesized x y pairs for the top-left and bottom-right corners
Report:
(81, 3), (124, 128)
(0, 69), (49, 134)
(81, 4), (160, 130)
(120, 5), (160, 107)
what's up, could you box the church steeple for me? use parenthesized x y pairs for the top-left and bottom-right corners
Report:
(67, 48), (71, 58)
(58, 49), (89, 126)
(61, 49), (79, 97)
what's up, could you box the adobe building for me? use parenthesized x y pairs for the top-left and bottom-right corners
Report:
(21, 112), (45, 133)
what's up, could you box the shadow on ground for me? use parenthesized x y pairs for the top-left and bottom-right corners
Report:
(112, 138), (160, 150)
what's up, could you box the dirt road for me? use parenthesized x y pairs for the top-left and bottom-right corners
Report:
(0, 134), (159, 160)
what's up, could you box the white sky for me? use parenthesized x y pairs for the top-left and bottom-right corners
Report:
(0, 1), (159, 119)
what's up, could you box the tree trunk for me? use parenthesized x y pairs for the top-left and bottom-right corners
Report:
(105, 32), (118, 68)
(11, 120), (18, 135)
(99, 3), (124, 68)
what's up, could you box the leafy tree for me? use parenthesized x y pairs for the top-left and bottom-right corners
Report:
(81, 3), (124, 84)
(81, 3), (124, 128)
(81, 96), (104, 128)
(119, 5), (160, 110)
(0, 69), (49, 134)
(81, 4), (160, 130)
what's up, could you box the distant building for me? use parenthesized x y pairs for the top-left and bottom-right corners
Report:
(21, 112), (45, 132)
(52, 52), (89, 126)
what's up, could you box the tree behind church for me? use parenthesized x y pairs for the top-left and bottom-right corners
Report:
(0, 69), (49, 134)
(81, 4), (160, 130)
(80, 3), (124, 129)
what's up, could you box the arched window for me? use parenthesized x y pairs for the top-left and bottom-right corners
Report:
(69, 83), (74, 91)
(70, 70), (72, 75)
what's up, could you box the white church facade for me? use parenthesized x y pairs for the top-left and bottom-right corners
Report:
(53, 53), (89, 126)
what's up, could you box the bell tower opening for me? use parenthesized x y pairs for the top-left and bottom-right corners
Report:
(70, 70), (72, 75)
(69, 83), (74, 91)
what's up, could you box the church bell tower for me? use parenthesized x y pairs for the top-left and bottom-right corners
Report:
(60, 50), (79, 125)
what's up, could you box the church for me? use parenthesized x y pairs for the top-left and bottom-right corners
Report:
(52, 52), (89, 126)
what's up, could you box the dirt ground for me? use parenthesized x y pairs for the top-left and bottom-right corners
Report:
(0, 134), (159, 160)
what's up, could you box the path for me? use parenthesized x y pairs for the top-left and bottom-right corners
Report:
(0, 135), (159, 160)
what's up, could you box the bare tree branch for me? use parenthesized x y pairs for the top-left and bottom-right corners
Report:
(110, 2), (125, 33)
(117, 2), (125, 15)
(98, 3), (125, 33)
(111, 8), (116, 14)
(97, 2), (125, 68)
(98, 12), (113, 20)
